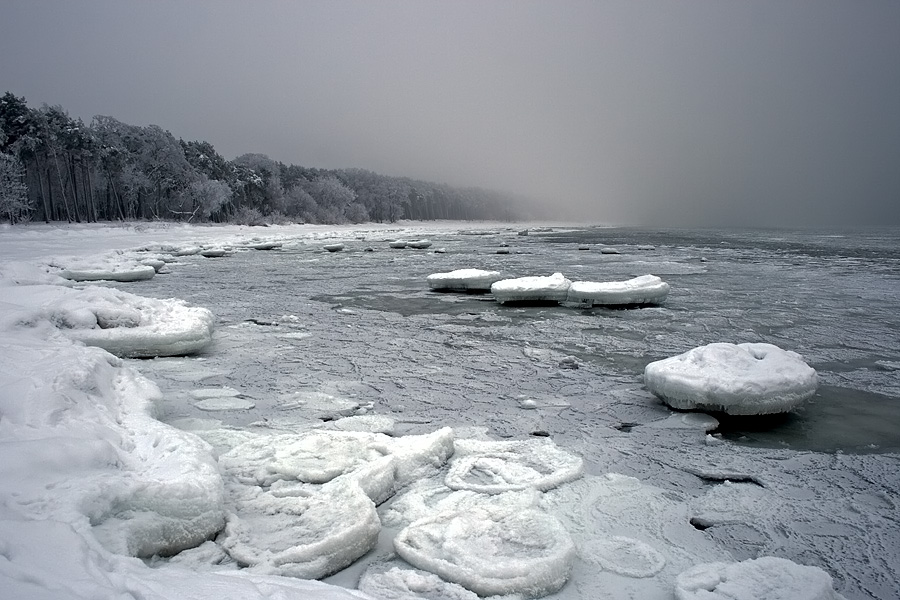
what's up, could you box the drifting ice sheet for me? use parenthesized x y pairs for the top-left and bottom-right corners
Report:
(491, 273), (572, 304)
(644, 343), (818, 415)
(567, 274), (670, 306)
(427, 268), (504, 292)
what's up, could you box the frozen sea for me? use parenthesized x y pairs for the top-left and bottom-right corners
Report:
(133, 225), (900, 453)
(2, 221), (899, 600)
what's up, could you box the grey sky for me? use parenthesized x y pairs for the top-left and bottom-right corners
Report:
(2, 1), (899, 227)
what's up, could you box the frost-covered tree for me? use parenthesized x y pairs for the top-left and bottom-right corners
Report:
(175, 176), (232, 221)
(0, 152), (30, 223)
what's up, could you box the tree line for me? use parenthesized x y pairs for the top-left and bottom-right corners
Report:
(0, 92), (525, 225)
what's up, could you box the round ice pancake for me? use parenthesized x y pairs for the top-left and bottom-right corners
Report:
(644, 343), (817, 415)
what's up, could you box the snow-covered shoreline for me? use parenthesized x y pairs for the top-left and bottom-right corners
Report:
(2, 221), (894, 600)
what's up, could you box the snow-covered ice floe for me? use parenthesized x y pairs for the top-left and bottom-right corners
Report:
(217, 428), (455, 579)
(446, 437), (584, 494)
(644, 342), (818, 415)
(491, 272), (572, 304)
(394, 504), (576, 598)
(57, 256), (157, 282)
(675, 556), (846, 600)
(567, 274), (670, 306)
(427, 268), (504, 292)
(23, 285), (216, 358)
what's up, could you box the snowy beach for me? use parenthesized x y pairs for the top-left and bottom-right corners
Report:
(1, 221), (898, 600)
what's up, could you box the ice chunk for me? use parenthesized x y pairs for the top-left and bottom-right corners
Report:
(359, 561), (490, 600)
(491, 273), (572, 305)
(248, 241), (282, 250)
(675, 556), (846, 600)
(644, 343), (818, 415)
(567, 274), (670, 306)
(394, 505), (576, 598)
(220, 464), (385, 579)
(219, 430), (391, 486)
(57, 254), (158, 282)
(45, 287), (215, 358)
(389, 240), (408, 248)
(427, 268), (504, 292)
(218, 428), (454, 578)
(408, 239), (433, 249)
(445, 438), (583, 494)
(324, 243), (345, 252)
(193, 397), (255, 411)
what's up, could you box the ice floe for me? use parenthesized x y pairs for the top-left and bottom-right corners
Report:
(491, 272), (572, 304)
(57, 257), (157, 282)
(394, 505), (576, 598)
(446, 437), (584, 494)
(216, 428), (455, 578)
(567, 274), (670, 306)
(675, 556), (846, 600)
(324, 243), (345, 252)
(359, 561), (490, 600)
(427, 268), (504, 292)
(644, 343), (818, 415)
(25, 285), (215, 358)
(581, 535), (667, 578)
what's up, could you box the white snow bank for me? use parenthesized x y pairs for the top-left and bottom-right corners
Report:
(0, 519), (370, 600)
(0, 327), (227, 561)
(644, 343), (818, 415)
(427, 268), (504, 292)
(491, 273), (572, 304)
(446, 437), (584, 494)
(675, 556), (846, 600)
(16, 285), (215, 358)
(394, 504), (576, 598)
(567, 274), (670, 306)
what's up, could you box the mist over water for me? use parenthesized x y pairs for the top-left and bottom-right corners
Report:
(3, 2), (899, 228)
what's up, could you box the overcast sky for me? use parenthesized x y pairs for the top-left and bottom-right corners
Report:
(2, 1), (899, 227)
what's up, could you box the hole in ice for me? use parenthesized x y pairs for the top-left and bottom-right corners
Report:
(689, 517), (713, 531)
(615, 422), (640, 432)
